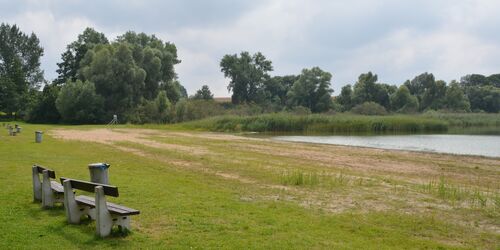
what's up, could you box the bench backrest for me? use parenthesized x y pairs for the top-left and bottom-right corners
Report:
(60, 177), (119, 197)
(33, 165), (56, 179)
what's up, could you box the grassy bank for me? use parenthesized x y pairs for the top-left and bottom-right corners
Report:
(422, 112), (500, 127)
(177, 113), (450, 133)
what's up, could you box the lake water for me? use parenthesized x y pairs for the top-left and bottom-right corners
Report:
(273, 134), (500, 158)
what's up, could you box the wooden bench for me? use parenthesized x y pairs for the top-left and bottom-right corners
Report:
(32, 165), (64, 208)
(60, 177), (140, 237)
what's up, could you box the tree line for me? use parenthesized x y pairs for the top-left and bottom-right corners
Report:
(0, 23), (499, 125)
(220, 52), (499, 115)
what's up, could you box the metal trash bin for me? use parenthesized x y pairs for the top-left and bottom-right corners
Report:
(16, 127), (22, 133)
(88, 163), (110, 184)
(35, 131), (43, 143)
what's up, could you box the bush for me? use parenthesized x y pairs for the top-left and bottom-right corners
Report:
(177, 99), (224, 122)
(55, 80), (104, 124)
(351, 102), (388, 115)
(127, 91), (173, 124)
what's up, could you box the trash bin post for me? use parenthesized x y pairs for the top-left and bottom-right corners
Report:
(35, 131), (43, 143)
(88, 163), (110, 184)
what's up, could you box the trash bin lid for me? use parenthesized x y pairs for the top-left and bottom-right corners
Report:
(88, 163), (110, 169)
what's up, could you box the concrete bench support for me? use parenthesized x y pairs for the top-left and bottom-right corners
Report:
(95, 186), (131, 237)
(32, 166), (42, 202)
(41, 170), (64, 208)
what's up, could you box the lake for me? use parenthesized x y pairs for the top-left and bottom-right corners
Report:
(273, 134), (500, 158)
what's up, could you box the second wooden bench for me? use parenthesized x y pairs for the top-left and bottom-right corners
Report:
(60, 177), (140, 237)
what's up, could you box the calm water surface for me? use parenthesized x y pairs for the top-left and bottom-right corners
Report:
(273, 134), (500, 158)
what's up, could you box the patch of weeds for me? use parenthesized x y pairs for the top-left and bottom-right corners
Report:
(421, 177), (497, 208)
(328, 173), (349, 187)
(280, 170), (319, 186)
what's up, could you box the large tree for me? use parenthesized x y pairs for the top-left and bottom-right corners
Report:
(220, 51), (273, 104)
(390, 85), (419, 112)
(287, 67), (333, 113)
(27, 83), (61, 123)
(116, 31), (180, 100)
(0, 23), (44, 114)
(55, 27), (108, 84)
(336, 84), (353, 111)
(193, 85), (214, 100)
(263, 75), (298, 106)
(404, 73), (447, 111)
(444, 81), (470, 112)
(351, 72), (391, 109)
(79, 43), (146, 117)
(466, 85), (500, 113)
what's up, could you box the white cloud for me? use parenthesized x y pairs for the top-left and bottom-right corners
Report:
(7, 10), (96, 81)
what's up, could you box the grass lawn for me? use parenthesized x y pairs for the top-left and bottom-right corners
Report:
(0, 123), (499, 249)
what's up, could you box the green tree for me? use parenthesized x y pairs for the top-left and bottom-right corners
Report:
(55, 80), (104, 123)
(193, 85), (214, 100)
(79, 43), (146, 118)
(487, 74), (500, 88)
(335, 84), (353, 111)
(27, 83), (61, 123)
(351, 72), (391, 109)
(420, 80), (446, 110)
(404, 73), (435, 98)
(444, 81), (470, 112)
(460, 74), (489, 87)
(262, 75), (298, 106)
(220, 51), (273, 104)
(390, 85), (419, 112)
(55, 27), (108, 84)
(287, 67), (333, 113)
(0, 23), (44, 114)
(116, 31), (180, 99)
(466, 85), (500, 113)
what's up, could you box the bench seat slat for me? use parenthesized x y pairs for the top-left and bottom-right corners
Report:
(75, 195), (140, 216)
(50, 181), (64, 194)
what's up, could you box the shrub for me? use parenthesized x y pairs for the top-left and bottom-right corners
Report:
(351, 102), (388, 115)
(55, 80), (104, 124)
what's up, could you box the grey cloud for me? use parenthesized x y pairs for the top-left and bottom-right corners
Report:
(1, 0), (500, 95)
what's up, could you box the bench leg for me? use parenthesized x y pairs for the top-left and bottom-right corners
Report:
(95, 186), (113, 237)
(41, 170), (55, 208)
(32, 166), (42, 202)
(114, 215), (131, 231)
(63, 180), (83, 224)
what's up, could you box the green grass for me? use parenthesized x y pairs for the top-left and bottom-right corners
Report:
(175, 113), (451, 134)
(0, 123), (499, 249)
(422, 112), (500, 127)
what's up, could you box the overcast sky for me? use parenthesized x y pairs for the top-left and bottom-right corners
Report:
(2, 0), (500, 96)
